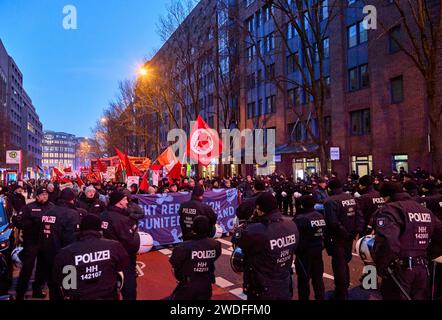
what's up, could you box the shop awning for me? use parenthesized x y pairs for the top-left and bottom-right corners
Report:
(275, 143), (319, 155)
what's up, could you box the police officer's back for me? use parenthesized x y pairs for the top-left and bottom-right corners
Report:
(323, 179), (364, 300)
(373, 182), (442, 300)
(178, 186), (217, 241)
(420, 181), (442, 220)
(169, 215), (221, 300)
(294, 195), (326, 300)
(356, 175), (385, 235)
(5, 185), (26, 219)
(232, 192), (299, 300)
(101, 191), (140, 300)
(53, 214), (129, 300)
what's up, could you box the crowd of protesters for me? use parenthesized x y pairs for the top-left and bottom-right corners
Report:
(0, 165), (441, 300)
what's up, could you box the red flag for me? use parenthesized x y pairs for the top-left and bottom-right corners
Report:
(168, 161), (182, 184)
(53, 167), (64, 180)
(97, 159), (107, 173)
(139, 173), (149, 193)
(76, 175), (85, 188)
(157, 147), (178, 173)
(187, 115), (222, 167)
(63, 167), (72, 173)
(114, 147), (126, 165)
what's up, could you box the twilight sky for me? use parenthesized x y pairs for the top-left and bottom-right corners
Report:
(0, 0), (171, 137)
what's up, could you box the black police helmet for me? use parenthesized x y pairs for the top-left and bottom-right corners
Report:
(300, 195), (315, 210)
(192, 215), (210, 236)
(253, 180), (266, 192)
(359, 175), (373, 187)
(327, 179), (342, 190)
(379, 182), (402, 198)
(255, 192), (278, 214)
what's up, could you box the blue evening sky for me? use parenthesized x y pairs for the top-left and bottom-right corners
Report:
(0, 0), (170, 137)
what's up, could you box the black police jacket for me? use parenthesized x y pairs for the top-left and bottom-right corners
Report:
(324, 189), (364, 242)
(53, 230), (129, 300)
(421, 190), (442, 220)
(294, 208), (326, 253)
(12, 200), (54, 247)
(76, 193), (106, 216)
(373, 192), (442, 274)
(178, 199), (217, 240)
(39, 201), (82, 258)
(169, 237), (221, 282)
(233, 210), (299, 296)
(101, 206), (140, 256)
(356, 187), (385, 232)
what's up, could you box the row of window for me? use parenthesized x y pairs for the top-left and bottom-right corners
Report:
(42, 153), (75, 159)
(247, 95), (276, 118)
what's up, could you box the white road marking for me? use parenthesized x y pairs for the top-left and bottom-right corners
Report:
(215, 277), (234, 288)
(229, 287), (247, 300)
(159, 249), (172, 255)
(216, 238), (233, 246)
(323, 273), (335, 280)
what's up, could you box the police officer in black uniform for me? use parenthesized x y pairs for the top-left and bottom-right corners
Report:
(169, 215), (221, 300)
(373, 182), (442, 300)
(5, 185), (26, 219)
(324, 179), (364, 300)
(232, 192), (299, 300)
(53, 214), (130, 300)
(281, 177), (296, 216)
(236, 180), (266, 224)
(101, 191), (140, 300)
(13, 187), (54, 300)
(294, 195), (326, 300)
(178, 186), (217, 241)
(420, 181), (442, 220)
(356, 175), (385, 235)
(38, 188), (83, 299)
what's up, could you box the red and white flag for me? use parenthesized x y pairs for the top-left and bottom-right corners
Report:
(157, 147), (178, 173)
(187, 115), (222, 167)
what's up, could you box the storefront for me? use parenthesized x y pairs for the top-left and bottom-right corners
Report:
(292, 158), (320, 180)
(351, 155), (373, 177)
(392, 154), (408, 173)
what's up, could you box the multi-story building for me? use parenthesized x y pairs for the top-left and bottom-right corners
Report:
(42, 131), (76, 169)
(0, 39), (43, 179)
(145, 0), (442, 178)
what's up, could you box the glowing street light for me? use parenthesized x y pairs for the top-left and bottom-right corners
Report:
(138, 67), (148, 77)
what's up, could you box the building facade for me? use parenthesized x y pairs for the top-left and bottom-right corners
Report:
(146, 0), (441, 178)
(42, 131), (76, 170)
(0, 39), (43, 179)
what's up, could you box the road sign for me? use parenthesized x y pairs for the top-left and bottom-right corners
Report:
(6, 150), (21, 164)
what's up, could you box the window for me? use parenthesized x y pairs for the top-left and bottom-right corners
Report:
(287, 87), (300, 108)
(350, 109), (371, 136)
(324, 76), (331, 97)
(348, 64), (369, 91)
(266, 95), (276, 114)
(347, 21), (368, 48)
(247, 45), (256, 62)
(208, 116), (214, 128)
(391, 76), (404, 103)
(287, 23), (297, 39)
(389, 25), (401, 54)
(247, 16), (254, 32)
(323, 38), (330, 59)
(257, 69), (263, 85)
(360, 64), (369, 88)
(265, 33), (275, 52)
(348, 24), (358, 48)
(266, 63), (275, 79)
(320, 0), (328, 20)
(248, 73), (256, 89)
(258, 99), (263, 116)
(349, 67), (358, 91)
(287, 53), (298, 73)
